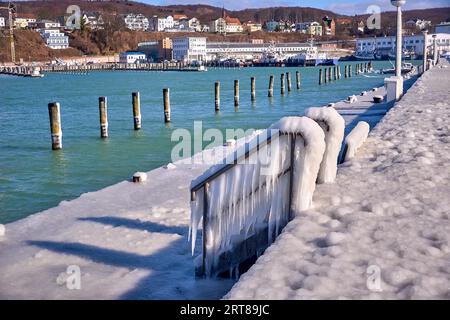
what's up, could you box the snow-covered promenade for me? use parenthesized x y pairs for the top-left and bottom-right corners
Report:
(0, 62), (447, 300)
(227, 61), (450, 299)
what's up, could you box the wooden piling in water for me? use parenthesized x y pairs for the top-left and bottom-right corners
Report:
(324, 68), (327, 84)
(319, 69), (323, 85)
(280, 73), (285, 94)
(99, 97), (108, 138)
(349, 65), (352, 78)
(163, 88), (171, 123)
(48, 102), (62, 150)
(215, 81), (220, 111)
(132, 92), (141, 130)
(329, 67), (332, 82)
(296, 71), (301, 89)
(337, 66), (341, 80)
(234, 80), (239, 107)
(333, 66), (337, 81)
(268, 75), (274, 97)
(250, 77), (256, 101)
(344, 65), (348, 78)
(286, 72), (292, 92)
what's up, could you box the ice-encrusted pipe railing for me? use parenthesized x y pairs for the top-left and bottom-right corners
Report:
(340, 121), (370, 163)
(305, 107), (345, 184)
(190, 117), (325, 277)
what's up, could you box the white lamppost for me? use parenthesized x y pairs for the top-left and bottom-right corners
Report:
(422, 30), (428, 72)
(432, 34), (438, 65)
(391, 0), (406, 77)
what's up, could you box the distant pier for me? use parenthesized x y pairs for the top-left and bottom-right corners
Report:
(0, 65), (43, 77)
(40, 62), (208, 73)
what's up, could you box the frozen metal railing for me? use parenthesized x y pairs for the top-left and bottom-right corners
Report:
(190, 130), (298, 277)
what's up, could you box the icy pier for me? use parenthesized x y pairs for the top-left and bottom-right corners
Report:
(0, 65), (426, 300)
(226, 61), (450, 299)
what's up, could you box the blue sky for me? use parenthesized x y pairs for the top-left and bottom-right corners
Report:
(141, 0), (450, 14)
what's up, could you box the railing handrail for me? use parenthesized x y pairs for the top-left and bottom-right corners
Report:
(190, 130), (303, 200)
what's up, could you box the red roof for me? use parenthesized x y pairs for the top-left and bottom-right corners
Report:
(225, 16), (241, 25)
(173, 14), (188, 20)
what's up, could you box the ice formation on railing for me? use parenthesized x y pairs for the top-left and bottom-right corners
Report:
(343, 121), (370, 162)
(305, 106), (345, 183)
(190, 116), (325, 276)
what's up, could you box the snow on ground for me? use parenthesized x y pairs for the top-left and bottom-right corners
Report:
(226, 62), (450, 300)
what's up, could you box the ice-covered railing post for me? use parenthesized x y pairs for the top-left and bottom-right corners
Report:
(190, 117), (325, 277)
(305, 107), (345, 184)
(340, 121), (370, 163)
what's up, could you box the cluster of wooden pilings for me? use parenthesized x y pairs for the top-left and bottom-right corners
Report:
(214, 71), (302, 112)
(47, 71), (304, 150)
(318, 62), (373, 85)
(47, 89), (171, 150)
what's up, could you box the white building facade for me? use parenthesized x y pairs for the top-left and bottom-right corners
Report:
(210, 18), (226, 34)
(36, 20), (61, 29)
(356, 33), (450, 56)
(124, 14), (149, 31)
(119, 52), (147, 64)
(149, 16), (174, 32)
(205, 42), (316, 62)
(41, 29), (69, 49)
(173, 37), (207, 63)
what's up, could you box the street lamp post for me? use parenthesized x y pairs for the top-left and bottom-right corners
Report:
(422, 30), (428, 72)
(432, 34), (438, 65)
(391, 0), (406, 77)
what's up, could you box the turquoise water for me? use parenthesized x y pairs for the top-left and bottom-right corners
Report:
(0, 61), (409, 223)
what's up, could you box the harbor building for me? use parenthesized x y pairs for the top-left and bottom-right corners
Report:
(205, 41), (316, 62)
(119, 51), (147, 64)
(138, 38), (173, 62)
(356, 33), (450, 58)
(172, 37), (207, 63)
